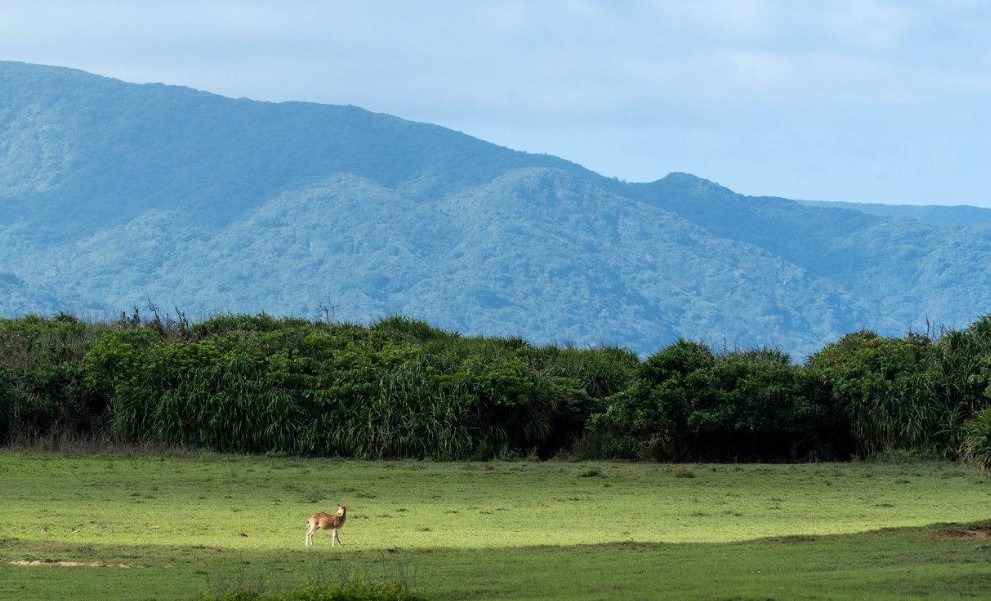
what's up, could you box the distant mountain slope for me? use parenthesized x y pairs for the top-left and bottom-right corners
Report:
(798, 199), (991, 229)
(2, 61), (990, 357)
(0, 61), (587, 233)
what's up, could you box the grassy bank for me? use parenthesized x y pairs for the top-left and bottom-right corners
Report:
(2, 452), (991, 599)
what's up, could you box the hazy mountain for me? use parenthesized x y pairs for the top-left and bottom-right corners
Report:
(2, 61), (990, 357)
(798, 199), (991, 229)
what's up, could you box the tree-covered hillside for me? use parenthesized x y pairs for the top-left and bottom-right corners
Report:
(2, 61), (991, 357)
(800, 199), (991, 229)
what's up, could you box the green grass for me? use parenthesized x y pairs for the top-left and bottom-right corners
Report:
(2, 451), (991, 600)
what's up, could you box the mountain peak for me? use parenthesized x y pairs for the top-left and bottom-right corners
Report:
(653, 172), (733, 195)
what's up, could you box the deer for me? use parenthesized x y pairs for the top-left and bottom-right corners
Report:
(305, 504), (347, 547)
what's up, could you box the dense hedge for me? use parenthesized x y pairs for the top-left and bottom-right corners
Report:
(5, 311), (991, 467)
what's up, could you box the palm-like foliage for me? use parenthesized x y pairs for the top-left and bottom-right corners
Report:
(961, 409), (991, 473)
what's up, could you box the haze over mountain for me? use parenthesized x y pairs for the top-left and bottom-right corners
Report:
(2, 61), (991, 358)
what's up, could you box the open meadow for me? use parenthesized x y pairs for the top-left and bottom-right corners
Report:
(2, 451), (991, 600)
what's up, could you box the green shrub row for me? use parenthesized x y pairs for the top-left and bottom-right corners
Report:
(0, 313), (635, 460)
(4, 311), (991, 468)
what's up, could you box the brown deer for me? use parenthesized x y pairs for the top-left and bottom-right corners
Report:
(305, 504), (347, 547)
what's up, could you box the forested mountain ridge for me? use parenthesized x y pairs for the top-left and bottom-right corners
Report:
(799, 199), (991, 229)
(2, 61), (990, 357)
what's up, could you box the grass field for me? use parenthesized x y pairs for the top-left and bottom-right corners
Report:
(2, 451), (991, 600)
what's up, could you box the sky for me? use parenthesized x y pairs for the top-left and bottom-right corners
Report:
(2, 1), (990, 206)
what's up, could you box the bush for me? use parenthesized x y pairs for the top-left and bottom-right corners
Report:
(0, 315), (111, 440)
(0, 368), (13, 444)
(808, 331), (935, 456)
(961, 409), (991, 473)
(578, 340), (715, 461)
(582, 341), (842, 462)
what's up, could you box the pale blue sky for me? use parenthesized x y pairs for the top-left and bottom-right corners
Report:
(2, 1), (990, 206)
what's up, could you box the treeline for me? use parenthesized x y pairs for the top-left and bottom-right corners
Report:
(2, 311), (991, 468)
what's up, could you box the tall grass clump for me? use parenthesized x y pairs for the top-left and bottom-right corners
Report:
(961, 408), (991, 473)
(922, 316), (991, 454)
(0, 366), (14, 444)
(196, 582), (426, 601)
